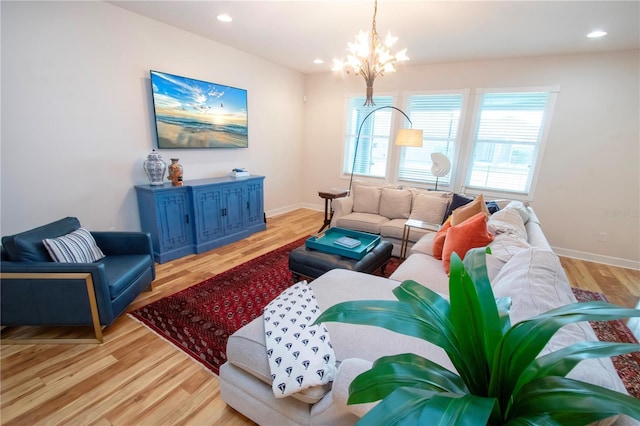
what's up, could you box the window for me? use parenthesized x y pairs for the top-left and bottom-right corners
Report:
(399, 93), (466, 185)
(466, 88), (558, 194)
(342, 96), (394, 179)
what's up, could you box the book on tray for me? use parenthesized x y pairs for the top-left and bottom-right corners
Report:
(334, 236), (361, 248)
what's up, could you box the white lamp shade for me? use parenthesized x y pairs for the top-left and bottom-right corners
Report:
(394, 129), (423, 147)
(430, 152), (451, 177)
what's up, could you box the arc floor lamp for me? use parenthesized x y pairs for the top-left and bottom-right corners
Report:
(348, 106), (423, 193)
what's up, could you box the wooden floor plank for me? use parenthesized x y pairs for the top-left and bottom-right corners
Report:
(51, 350), (186, 425)
(1, 208), (638, 425)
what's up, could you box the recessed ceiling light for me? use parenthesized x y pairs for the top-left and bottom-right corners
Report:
(313, 59), (324, 64)
(587, 30), (607, 38)
(217, 14), (232, 23)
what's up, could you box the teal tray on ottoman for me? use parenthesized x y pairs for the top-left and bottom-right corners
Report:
(289, 238), (392, 281)
(305, 227), (380, 260)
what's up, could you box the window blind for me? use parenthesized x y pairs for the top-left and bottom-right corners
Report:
(398, 94), (464, 184)
(343, 96), (394, 178)
(466, 91), (551, 194)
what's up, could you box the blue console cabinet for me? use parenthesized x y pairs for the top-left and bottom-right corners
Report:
(135, 175), (266, 263)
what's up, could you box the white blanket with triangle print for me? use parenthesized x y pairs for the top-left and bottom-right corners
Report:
(263, 281), (337, 398)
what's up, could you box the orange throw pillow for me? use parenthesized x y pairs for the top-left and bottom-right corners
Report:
(442, 212), (494, 273)
(432, 217), (451, 260)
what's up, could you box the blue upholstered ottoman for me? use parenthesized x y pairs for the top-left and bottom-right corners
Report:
(288, 240), (393, 281)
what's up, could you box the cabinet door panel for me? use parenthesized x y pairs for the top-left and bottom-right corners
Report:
(224, 185), (244, 233)
(193, 189), (225, 241)
(245, 181), (264, 226)
(157, 192), (192, 250)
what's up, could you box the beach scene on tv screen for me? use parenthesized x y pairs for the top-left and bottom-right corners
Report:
(151, 71), (248, 148)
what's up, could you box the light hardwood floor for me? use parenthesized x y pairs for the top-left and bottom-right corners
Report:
(1, 208), (638, 425)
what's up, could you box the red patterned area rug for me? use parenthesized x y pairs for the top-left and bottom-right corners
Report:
(129, 238), (401, 375)
(571, 287), (640, 398)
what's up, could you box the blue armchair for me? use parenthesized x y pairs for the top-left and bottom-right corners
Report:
(1, 217), (155, 343)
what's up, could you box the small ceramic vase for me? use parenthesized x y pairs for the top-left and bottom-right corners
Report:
(168, 158), (184, 186)
(143, 149), (167, 186)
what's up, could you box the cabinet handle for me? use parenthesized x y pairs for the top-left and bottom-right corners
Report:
(185, 214), (189, 223)
(222, 208), (227, 217)
(246, 201), (250, 210)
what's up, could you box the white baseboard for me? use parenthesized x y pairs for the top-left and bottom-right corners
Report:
(265, 204), (322, 218)
(552, 246), (640, 270)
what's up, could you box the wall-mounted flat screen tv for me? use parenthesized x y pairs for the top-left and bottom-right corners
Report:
(150, 70), (248, 149)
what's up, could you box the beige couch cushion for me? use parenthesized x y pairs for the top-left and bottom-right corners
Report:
(488, 207), (528, 240)
(379, 188), (412, 219)
(485, 233), (531, 281)
(352, 185), (382, 214)
(410, 233), (436, 256)
(406, 188), (452, 199)
(335, 213), (389, 234)
(388, 252), (451, 296)
(379, 218), (430, 242)
(504, 200), (531, 223)
(409, 194), (449, 224)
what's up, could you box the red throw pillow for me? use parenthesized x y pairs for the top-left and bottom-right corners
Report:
(432, 217), (451, 260)
(442, 212), (494, 273)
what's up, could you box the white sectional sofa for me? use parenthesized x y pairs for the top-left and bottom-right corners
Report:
(219, 202), (634, 425)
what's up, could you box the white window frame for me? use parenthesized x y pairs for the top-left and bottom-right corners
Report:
(340, 94), (397, 184)
(397, 89), (469, 189)
(462, 86), (559, 199)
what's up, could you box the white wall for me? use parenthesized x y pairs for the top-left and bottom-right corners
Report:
(302, 50), (640, 268)
(2, 2), (638, 268)
(1, 1), (305, 235)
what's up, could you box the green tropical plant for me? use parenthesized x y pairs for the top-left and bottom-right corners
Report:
(316, 248), (640, 425)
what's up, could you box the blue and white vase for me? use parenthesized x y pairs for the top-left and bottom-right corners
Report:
(143, 149), (167, 186)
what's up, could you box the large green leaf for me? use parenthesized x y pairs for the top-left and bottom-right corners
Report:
(507, 376), (640, 422)
(357, 387), (496, 426)
(448, 250), (503, 394)
(392, 280), (455, 344)
(347, 353), (468, 404)
(513, 341), (640, 396)
(495, 297), (513, 333)
(462, 246), (492, 290)
(391, 280), (469, 377)
(490, 302), (640, 408)
(504, 413), (602, 426)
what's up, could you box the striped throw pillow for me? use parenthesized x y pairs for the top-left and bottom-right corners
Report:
(43, 227), (105, 263)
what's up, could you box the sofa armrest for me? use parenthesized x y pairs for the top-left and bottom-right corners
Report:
(410, 232), (436, 256)
(91, 231), (154, 257)
(331, 358), (376, 418)
(0, 260), (114, 326)
(330, 197), (353, 228)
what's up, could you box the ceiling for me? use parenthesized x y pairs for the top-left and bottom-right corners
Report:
(109, 1), (640, 75)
